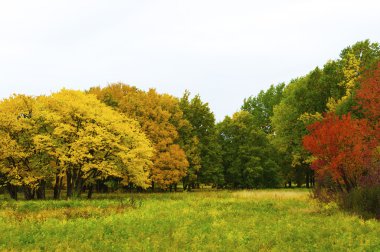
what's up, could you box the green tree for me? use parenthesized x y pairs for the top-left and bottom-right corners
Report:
(217, 111), (281, 188)
(241, 83), (285, 134)
(180, 91), (223, 188)
(270, 40), (380, 188)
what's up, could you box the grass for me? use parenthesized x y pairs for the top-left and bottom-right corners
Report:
(0, 189), (379, 251)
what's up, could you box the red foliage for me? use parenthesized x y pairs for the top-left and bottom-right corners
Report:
(303, 113), (377, 192)
(355, 62), (380, 138)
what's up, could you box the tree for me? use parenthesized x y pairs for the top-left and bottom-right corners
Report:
(331, 40), (380, 115)
(89, 84), (189, 190)
(218, 111), (281, 188)
(355, 62), (380, 126)
(303, 113), (377, 193)
(33, 90), (153, 198)
(270, 76), (319, 187)
(303, 59), (380, 216)
(354, 62), (380, 186)
(241, 83), (285, 134)
(179, 91), (223, 188)
(0, 95), (47, 200)
(176, 94), (202, 190)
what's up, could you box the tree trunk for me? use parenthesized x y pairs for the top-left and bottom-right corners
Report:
(96, 180), (101, 193)
(151, 181), (155, 192)
(74, 177), (83, 197)
(66, 170), (73, 198)
(53, 175), (62, 199)
(87, 185), (94, 199)
(306, 171), (310, 188)
(36, 180), (46, 199)
(7, 184), (18, 200)
(23, 186), (35, 200)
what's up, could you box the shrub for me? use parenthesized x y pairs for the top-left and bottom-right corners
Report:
(340, 186), (380, 219)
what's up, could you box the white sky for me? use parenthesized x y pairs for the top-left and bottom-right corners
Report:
(0, 0), (379, 121)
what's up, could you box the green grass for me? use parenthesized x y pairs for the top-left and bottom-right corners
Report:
(0, 190), (379, 251)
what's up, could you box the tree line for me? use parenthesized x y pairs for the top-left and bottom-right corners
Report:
(0, 40), (379, 206)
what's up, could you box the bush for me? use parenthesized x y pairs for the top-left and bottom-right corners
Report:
(340, 186), (380, 219)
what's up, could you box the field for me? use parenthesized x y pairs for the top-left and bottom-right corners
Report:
(0, 190), (379, 251)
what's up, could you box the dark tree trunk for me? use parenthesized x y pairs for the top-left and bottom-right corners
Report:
(151, 181), (155, 192)
(66, 170), (73, 198)
(23, 186), (35, 200)
(306, 171), (310, 188)
(54, 175), (63, 199)
(74, 177), (83, 197)
(7, 184), (18, 200)
(36, 180), (46, 199)
(174, 184), (177, 192)
(87, 185), (94, 199)
(96, 180), (104, 193)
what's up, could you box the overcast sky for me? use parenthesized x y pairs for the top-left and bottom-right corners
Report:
(0, 0), (379, 121)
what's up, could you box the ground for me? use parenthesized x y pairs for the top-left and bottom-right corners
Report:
(0, 189), (379, 251)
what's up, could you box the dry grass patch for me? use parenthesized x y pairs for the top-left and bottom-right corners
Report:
(231, 189), (310, 201)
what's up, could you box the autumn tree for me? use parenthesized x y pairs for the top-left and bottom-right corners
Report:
(0, 95), (49, 200)
(303, 61), (380, 197)
(303, 113), (377, 193)
(354, 61), (380, 186)
(89, 84), (189, 190)
(269, 41), (380, 189)
(355, 62), (380, 127)
(329, 40), (380, 115)
(33, 90), (153, 198)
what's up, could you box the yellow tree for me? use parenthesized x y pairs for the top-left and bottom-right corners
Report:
(33, 89), (153, 198)
(90, 84), (189, 190)
(0, 95), (50, 200)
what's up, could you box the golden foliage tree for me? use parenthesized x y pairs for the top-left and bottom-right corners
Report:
(0, 95), (47, 199)
(89, 84), (189, 189)
(0, 90), (153, 199)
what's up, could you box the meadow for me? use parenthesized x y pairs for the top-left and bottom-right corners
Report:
(0, 190), (379, 251)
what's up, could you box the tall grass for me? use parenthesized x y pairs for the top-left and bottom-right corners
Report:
(0, 190), (379, 251)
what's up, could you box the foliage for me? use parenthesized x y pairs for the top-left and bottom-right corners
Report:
(241, 83), (285, 134)
(355, 62), (380, 126)
(303, 113), (377, 193)
(179, 90), (223, 187)
(340, 186), (380, 219)
(0, 95), (44, 199)
(0, 90), (154, 199)
(304, 61), (380, 216)
(89, 84), (189, 189)
(217, 111), (282, 188)
(270, 40), (380, 188)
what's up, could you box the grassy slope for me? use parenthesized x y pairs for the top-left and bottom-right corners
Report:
(0, 190), (379, 251)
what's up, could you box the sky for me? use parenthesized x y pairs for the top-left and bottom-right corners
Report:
(0, 0), (379, 121)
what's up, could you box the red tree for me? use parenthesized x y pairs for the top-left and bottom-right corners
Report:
(355, 62), (380, 138)
(303, 113), (377, 192)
